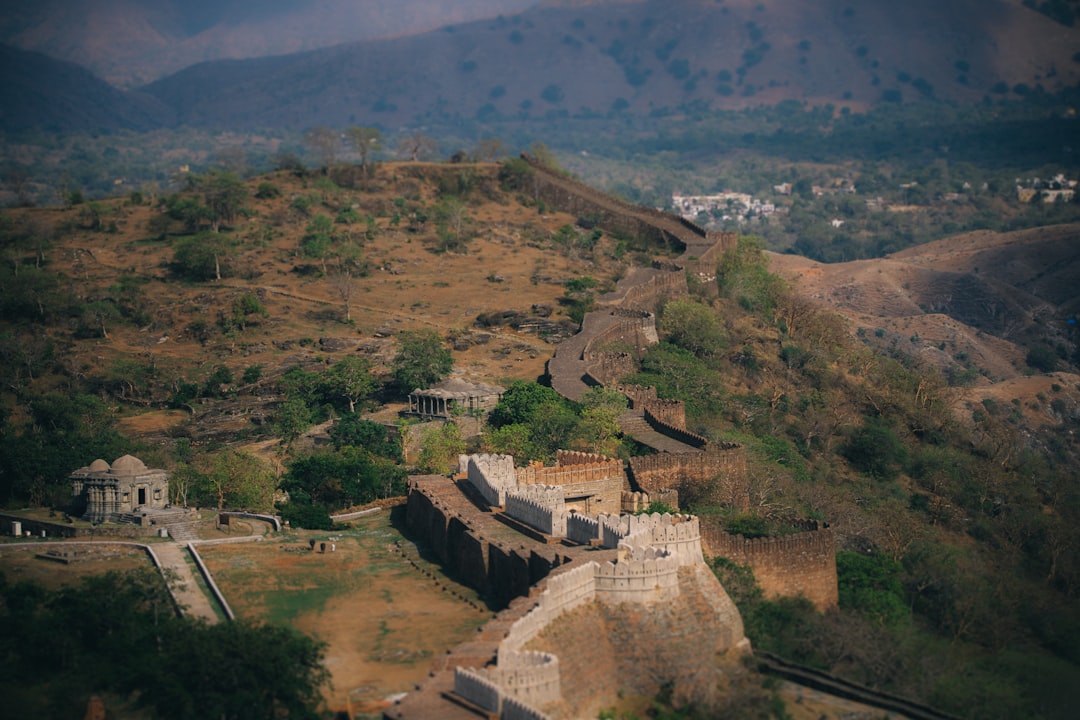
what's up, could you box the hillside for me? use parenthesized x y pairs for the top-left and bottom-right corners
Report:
(3, 161), (1080, 718)
(0, 0), (540, 87)
(0, 162), (627, 447)
(138, 0), (1080, 130)
(770, 223), (1080, 426)
(4, 0), (1079, 134)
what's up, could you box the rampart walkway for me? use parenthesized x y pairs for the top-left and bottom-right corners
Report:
(530, 159), (732, 455)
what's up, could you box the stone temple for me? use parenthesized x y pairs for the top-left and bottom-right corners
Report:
(70, 455), (169, 523)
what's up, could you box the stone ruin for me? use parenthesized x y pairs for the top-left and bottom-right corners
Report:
(443, 453), (748, 719)
(70, 455), (169, 524)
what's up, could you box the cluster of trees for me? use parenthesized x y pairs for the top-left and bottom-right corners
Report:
(0, 568), (329, 719)
(481, 381), (630, 463)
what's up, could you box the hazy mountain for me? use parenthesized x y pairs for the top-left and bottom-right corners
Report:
(0, 44), (172, 133)
(138, 0), (1080, 131)
(0, 0), (542, 87)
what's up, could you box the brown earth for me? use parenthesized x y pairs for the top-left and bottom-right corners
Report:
(0, 544), (151, 591)
(196, 511), (489, 716)
(769, 222), (1080, 427)
(2, 163), (624, 444)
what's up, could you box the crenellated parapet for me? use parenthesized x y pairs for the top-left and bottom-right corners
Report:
(566, 512), (601, 546)
(556, 450), (613, 467)
(595, 512), (704, 566)
(701, 519), (839, 611)
(462, 453), (517, 507)
(595, 544), (680, 604)
(628, 444), (748, 509)
(505, 487), (567, 538)
(641, 398), (687, 430)
(620, 489), (679, 514)
(517, 457), (625, 489)
(642, 409), (708, 449)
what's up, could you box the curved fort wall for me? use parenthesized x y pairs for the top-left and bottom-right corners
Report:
(628, 444), (748, 509)
(701, 520), (839, 611)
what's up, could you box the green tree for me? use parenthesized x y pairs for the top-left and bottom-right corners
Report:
(488, 381), (565, 427)
(203, 449), (277, 511)
(172, 232), (235, 281)
(329, 416), (401, 461)
(323, 356), (377, 413)
(199, 170), (247, 232)
(417, 422), (465, 474)
(660, 297), (728, 359)
(576, 386), (627, 456)
(842, 419), (907, 480)
(391, 329), (453, 394)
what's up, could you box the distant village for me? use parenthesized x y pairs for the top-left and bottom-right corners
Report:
(670, 172), (1078, 229)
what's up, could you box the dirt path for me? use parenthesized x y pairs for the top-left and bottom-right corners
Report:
(152, 542), (221, 623)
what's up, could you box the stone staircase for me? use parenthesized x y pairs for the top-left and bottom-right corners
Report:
(159, 518), (198, 542)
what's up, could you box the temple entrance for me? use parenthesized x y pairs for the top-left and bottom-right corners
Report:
(138, 488), (146, 506)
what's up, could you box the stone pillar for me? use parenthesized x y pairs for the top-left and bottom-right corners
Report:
(10, 520), (21, 537)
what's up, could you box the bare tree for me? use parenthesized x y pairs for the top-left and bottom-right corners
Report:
(346, 126), (382, 174)
(473, 136), (506, 162)
(398, 132), (439, 162)
(304, 126), (340, 173)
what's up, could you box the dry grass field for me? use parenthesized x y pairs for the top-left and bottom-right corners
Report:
(196, 508), (489, 717)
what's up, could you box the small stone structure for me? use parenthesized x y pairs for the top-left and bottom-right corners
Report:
(70, 455), (169, 524)
(406, 378), (504, 419)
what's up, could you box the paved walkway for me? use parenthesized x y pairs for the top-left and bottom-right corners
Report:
(151, 542), (221, 623)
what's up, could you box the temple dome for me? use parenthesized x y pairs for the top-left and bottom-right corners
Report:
(88, 459), (110, 472)
(110, 455), (147, 476)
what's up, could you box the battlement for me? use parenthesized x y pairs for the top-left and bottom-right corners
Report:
(566, 512), (601, 546)
(628, 445), (748, 509)
(556, 450), (613, 467)
(642, 409), (708, 449)
(463, 453), (517, 507)
(701, 520), (838, 611)
(505, 489), (567, 538)
(596, 512), (704, 566)
(620, 489), (679, 514)
(595, 545), (680, 604)
(517, 458), (625, 488)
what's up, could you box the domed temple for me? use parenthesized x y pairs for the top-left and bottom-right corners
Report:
(70, 455), (169, 523)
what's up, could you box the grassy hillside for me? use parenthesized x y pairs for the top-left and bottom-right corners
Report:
(2, 160), (1079, 718)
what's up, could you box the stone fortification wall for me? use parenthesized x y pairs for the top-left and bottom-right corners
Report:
(583, 352), (637, 387)
(555, 450), (611, 467)
(583, 309), (659, 356)
(503, 696), (548, 720)
(517, 458), (624, 487)
(406, 477), (572, 607)
(701, 520), (839, 611)
(453, 667), (503, 715)
(597, 512), (704, 566)
(617, 268), (689, 313)
(642, 410), (708, 449)
(522, 155), (705, 254)
(615, 384), (658, 407)
(595, 545), (680, 604)
(463, 453), (516, 507)
(505, 489), (567, 538)
(620, 489), (679, 514)
(629, 444), (748, 507)
(642, 399), (687, 429)
(566, 512), (601, 546)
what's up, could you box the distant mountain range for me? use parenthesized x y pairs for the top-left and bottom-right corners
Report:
(3, 0), (1079, 134)
(0, 0), (540, 87)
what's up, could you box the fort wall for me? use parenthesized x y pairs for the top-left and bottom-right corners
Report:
(505, 490), (567, 538)
(620, 489), (679, 514)
(701, 520), (839, 611)
(642, 409), (708, 449)
(628, 445), (749, 509)
(463, 453), (516, 507)
(595, 546), (680, 604)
